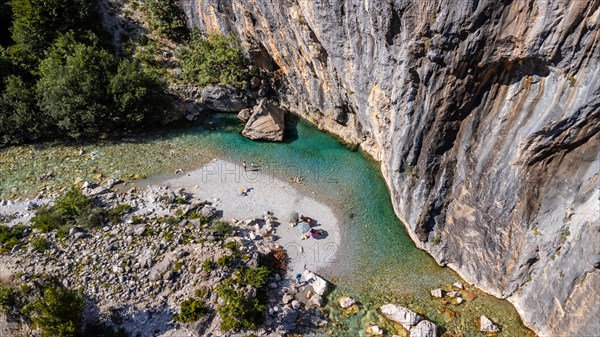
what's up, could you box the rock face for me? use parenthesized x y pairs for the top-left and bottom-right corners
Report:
(411, 320), (437, 337)
(200, 85), (248, 112)
(242, 99), (286, 141)
(184, 1), (600, 336)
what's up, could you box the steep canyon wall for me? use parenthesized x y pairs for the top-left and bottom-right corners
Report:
(182, 1), (600, 336)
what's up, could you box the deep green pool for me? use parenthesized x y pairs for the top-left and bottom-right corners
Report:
(0, 114), (534, 337)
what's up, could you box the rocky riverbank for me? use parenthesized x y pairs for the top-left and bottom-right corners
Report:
(0, 179), (335, 336)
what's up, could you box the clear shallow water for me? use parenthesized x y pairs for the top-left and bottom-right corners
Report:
(0, 114), (534, 337)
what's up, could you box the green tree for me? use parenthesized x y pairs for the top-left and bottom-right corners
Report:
(9, 0), (101, 65)
(0, 0), (12, 46)
(32, 286), (84, 337)
(180, 33), (248, 87)
(36, 36), (115, 139)
(145, 0), (188, 41)
(0, 74), (43, 144)
(109, 59), (172, 127)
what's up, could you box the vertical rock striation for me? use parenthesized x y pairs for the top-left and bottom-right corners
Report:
(182, 1), (600, 336)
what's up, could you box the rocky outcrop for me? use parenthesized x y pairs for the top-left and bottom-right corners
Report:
(241, 99), (286, 141)
(184, 1), (600, 336)
(200, 85), (248, 112)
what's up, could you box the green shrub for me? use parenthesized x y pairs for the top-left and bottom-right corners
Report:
(31, 188), (99, 232)
(0, 283), (15, 311)
(32, 286), (84, 337)
(235, 266), (271, 289)
(31, 236), (50, 252)
(217, 255), (233, 268)
(214, 221), (233, 236)
(173, 298), (207, 323)
(224, 241), (238, 251)
(179, 33), (248, 87)
(215, 279), (266, 331)
(202, 259), (215, 271)
(108, 203), (132, 223)
(0, 224), (27, 251)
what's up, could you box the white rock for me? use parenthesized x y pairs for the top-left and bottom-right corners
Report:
(430, 288), (443, 298)
(480, 315), (501, 333)
(302, 269), (328, 296)
(339, 296), (356, 309)
(380, 304), (423, 331)
(308, 294), (323, 307)
(291, 300), (301, 309)
(367, 325), (383, 335)
(452, 281), (464, 289)
(410, 320), (437, 337)
(456, 297), (463, 304)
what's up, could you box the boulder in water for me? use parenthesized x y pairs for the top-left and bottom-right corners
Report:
(480, 315), (501, 333)
(241, 99), (285, 141)
(380, 304), (423, 331)
(410, 320), (437, 337)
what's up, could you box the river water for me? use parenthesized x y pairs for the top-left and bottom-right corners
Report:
(0, 114), (534, 337)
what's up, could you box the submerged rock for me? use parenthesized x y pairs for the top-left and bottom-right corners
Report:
(410, 320), (437, 337)
(339, 296), (356, 309)
(241, 99), (285, 141)
(480, 315), (501, 333)
(380, 304), (423, 331)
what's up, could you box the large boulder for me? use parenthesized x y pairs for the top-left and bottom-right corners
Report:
(380, 304), (423, 331)
(410, 320), (437, 337)
(200, 85), (248, 112)
(241, 99), (285, 141)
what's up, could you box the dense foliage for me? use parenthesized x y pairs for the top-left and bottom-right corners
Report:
(32, 286), (85, 337)
(0, 0), (174, 146)
(215, 266), (271, 331)
(145, 0), (188, 41)
(0, 223), (27, 252)
(179, 33), (249, 87)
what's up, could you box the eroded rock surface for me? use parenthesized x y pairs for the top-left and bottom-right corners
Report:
(242, 99), (286, 141)
(184, 1), (600, 335)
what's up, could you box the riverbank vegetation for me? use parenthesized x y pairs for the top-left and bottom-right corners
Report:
(0, 0), (174, 146)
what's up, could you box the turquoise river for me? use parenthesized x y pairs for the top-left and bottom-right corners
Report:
(0, 114), (535, 337)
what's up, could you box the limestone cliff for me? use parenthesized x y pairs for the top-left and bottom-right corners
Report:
(182, 1), (600, 336)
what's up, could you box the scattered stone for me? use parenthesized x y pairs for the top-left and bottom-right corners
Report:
(339, 296), (356, 309)
(134, 226), (146, 236)
(455, 297), (464, 305)
(452, 282), (464, 289)
(447, 291), (459, 298)
(308, 294), (323, 307)
(480, 315), (501, 333)
(410, 320), (437, 337)
(430, 288), (443, 298)
(459, 289), (478, 301)
(282, 293), (294, 304)
(380, 304), (423, 331)
(291, 300), (301, 309)
(366, 325), (384, 335)
(310, 316), (327, 327)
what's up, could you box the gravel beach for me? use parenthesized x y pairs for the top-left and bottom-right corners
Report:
(158, 159), (342, 276)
